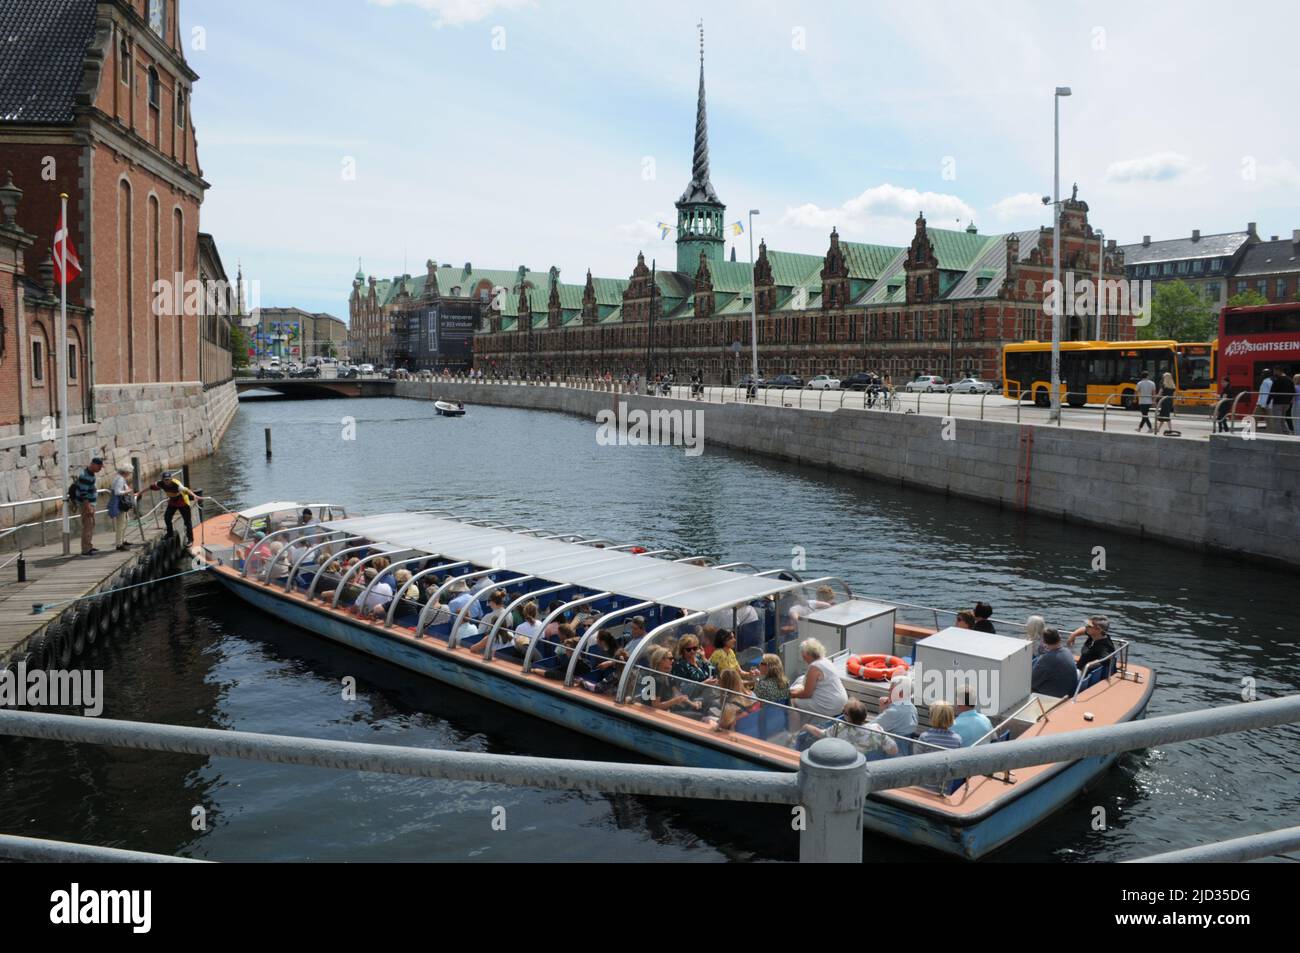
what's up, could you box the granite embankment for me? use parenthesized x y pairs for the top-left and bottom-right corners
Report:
(398, 380), (1300, 572)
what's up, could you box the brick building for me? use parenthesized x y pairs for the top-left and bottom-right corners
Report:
(1230, 231), (1300, 304)
(0, 1), (237, 511)
(356, 36), (1134, 382)
(1119, 226), (1258, 314)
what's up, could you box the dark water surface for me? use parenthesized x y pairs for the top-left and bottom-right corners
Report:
(3, 396), (1297, 862)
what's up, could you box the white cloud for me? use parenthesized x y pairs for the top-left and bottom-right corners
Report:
(781, 183), (975, 233)
(614, 219), (669, 247)
(1104, 152), (1194, 184)
(367, 0), (533, 27)
(1252, 158), (1300, 190)
(988, 192), (1048, 224)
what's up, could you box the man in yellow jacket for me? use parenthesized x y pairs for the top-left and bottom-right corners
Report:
(146, 473), (201, 545)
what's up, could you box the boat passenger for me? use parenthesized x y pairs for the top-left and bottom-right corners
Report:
(469, 590), (509, 656)
(1068, 616), (1116, 674)
(1030, 628), (1078, 697)
(698, 624), (719, 660)
(873, 674), (918, 739)
(787, 639), (848, 718)
(1025, 614), (1047, 656)
(393, 569), (420, 601)
(446, 580), (484, 621)
(640, 646), (702, 713)
(543, 625), (581, 679)
(952, 685), (993, 747)
(710, 669), (754, 731)
(805, 700), (898, 757)
(353, 568), (394, 618)
(671, 634), (717, 686)
(624, 616), (649, 655)
(709, 628), (757, 680)
(753, 654), (791, 705)
(973, 602), (996, 633)
(511, 601), (544, 653)
(955, 610), (976, 629)
(542, 600), (566, 641)
(917, 703), (963, 792)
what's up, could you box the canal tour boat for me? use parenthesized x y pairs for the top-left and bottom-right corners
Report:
(191, 502), (1154, 860)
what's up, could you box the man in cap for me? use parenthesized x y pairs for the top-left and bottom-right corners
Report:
(71, 457), (105, 556)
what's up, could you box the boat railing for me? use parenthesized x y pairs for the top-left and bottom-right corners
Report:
(1072, 639), (1134, 702)
(971, 695), (1051, 783)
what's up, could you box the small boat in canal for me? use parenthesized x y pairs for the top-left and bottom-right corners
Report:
(191, 502), (1154, 860)
(434, 400), (466, 417)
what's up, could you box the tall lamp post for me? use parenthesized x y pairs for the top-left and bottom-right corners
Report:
(1094, 228), (1104, 340)
(1050, 85), (1071, 422)
(748, 209), (760, 381)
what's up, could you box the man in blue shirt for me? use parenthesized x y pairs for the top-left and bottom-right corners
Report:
(446, 581), (483, 621)
(1031, 628), (1079, 697)
(72, 457), (104, 556)
(952, 685), (993, 747)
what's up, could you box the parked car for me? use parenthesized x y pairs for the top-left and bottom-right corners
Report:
(256, 366), (284, 380)
(903, 375), (946, 393)
(339, 365), (360, 379)
(840, 372), (879, 391)
(358, 363), (375, 375)
(946, 377), (995, 394)
(808, 374), (841, 390)
(296, 365), (320, 378)
(766, 374), (804, 389)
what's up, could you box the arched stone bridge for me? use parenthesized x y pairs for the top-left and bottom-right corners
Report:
(234, 378), (397, 399)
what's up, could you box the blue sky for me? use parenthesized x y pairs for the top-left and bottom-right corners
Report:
(184, 0), (1300, 317)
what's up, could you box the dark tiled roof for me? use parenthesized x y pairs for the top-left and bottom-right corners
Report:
(0, 0), (97, 124)
(1118, 231), (1249, 265)
(1233, 238), (1300, 278)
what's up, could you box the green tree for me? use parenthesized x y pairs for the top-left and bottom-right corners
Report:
(1141, 280), (1215, 341)
(1226, 289), (1270, 308)
(230, 324), (250, 369)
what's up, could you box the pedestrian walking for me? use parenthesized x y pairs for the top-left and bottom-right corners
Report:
(1254, 368), (1274, 431)
(1135, 370), (1156, 432)
(1214, 377), (1232, 433)
(107, 465), (136, 551)
(70, 456), (104, 556)
(1270, 367), (1296, 435)
(1154, 371), (1176, 436)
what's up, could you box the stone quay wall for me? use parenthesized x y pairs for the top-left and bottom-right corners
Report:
(0, 380), (239, 525)
(397, 380), (1300, 572)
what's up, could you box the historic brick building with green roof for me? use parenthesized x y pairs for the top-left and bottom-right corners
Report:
(351, 34), (1135, 381)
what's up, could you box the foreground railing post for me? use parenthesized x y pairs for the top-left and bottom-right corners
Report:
(797, 738), (866, 863)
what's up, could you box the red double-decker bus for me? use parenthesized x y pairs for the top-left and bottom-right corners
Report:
(1218, 302), (1300, 395)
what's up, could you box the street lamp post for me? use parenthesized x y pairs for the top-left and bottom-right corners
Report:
(1050, 85), (1071, 422)
(748, 209), (760, 381)
(1095, 228), (1104, 340)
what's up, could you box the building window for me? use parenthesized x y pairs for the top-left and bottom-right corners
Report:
(1177, 261), (1189, 274)
(1258, 280), (1269, 298)
(1211, 259), (1223, 272)
(1237, 280), (1247, 294)
(1162, 263), (1173, 276)
(148, 0), (166, 38)
(147, 67), (160, 108)
(119, 38), (131, 85)
(176, 89), (186, 128)
(1206, 282), (1220, 301)
(31, 339), (44, 384)
(1192, 260), (1204, 273)
(68, 343), (78, 381)
(1278, 278), (1289, 299)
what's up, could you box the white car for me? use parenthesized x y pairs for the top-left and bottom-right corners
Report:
(945, 377), (995, 394)
(903, 375), (946, 393)
(808, 375), (841, 390)
(358, 363), (375, 374)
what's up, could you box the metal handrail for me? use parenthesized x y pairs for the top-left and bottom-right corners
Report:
(1071, 639), (1133, 701)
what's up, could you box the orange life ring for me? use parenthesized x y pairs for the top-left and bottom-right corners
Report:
(846, 654), (910, 681)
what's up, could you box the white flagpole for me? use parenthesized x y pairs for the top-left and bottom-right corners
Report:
(58, 193), (72, 556)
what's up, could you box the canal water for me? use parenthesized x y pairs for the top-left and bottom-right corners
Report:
(3, 396), (1297, 862)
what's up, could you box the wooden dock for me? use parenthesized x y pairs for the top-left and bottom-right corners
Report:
(0, 513), (172, 664)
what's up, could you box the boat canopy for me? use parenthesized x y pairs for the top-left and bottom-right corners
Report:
(316, 513), (804, 612)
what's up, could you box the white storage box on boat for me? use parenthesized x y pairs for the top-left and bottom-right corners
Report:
(912, 627), (1033, 717)
(789, 599), (896, 676)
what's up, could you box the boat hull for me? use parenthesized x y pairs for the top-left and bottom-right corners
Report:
(211, 570), (1152, 860)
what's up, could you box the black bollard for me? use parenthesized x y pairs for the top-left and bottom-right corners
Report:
(17, 554), (26, 582)
(265, 427), (272, 458)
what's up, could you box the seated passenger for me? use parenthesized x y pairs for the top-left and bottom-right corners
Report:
(510, 601), (544, 653)
(917, 702), (963, 793)
(873, 674), (918, 738)
(671, 633), (716, 685)
(698, 624), (719, 660)
(1025, 614), (1047, 656)
(623, 616), (649, 655)
(955, 609), (976, 630)
(640, 646), (702, 713)
(542, 599), (565, 641)
(370, 556), (395, 589)
(446, 580), (484, 622)
(1030, 628), (1078, 697)
(973, 601), (996, 634)
(470, 590), (511, 656)
(952, 685), (993, 747)
(708, 628), (757, 680)
(710, 669), (754, 731)
(787, 639), (848, 718)
(543, 625), (580, 679)
(352, 568), (394, 618)
(1068, 615), (1116, 673)
(753, 654), (791, 705)
(805, 700), (898, 757)
(393, 569), (420, 601)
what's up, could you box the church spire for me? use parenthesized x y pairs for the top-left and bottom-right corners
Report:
(674, 20), (725, 273)
(678, 19), (719, 206)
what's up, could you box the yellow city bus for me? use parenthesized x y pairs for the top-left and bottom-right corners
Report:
(1003, 340), (1186, 408)
(1175, 341), (1218, 406)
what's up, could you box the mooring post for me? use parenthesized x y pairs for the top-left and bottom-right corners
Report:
(797, 738), (866, 863)
(131, 456), (141, 494)
(17, 553), (26, 582)
(265, 427), (272, 458)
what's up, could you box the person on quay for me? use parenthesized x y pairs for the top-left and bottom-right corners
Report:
(1269, 367), (1296, 435)
(108, 464), (137, 552)
(1215, 377), (1232, 434)
(1254, 368), (1274, 431)
(146, 472), (201, 545)
(1153, 371), (1176, 436)
(1134, 370), (1156, 433)
(71, 456), (105, 556)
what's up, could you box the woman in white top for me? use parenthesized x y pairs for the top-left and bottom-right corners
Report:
(787, 638), (848, 718)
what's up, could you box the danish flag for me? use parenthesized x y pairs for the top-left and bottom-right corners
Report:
(53, 206), (81, 286)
